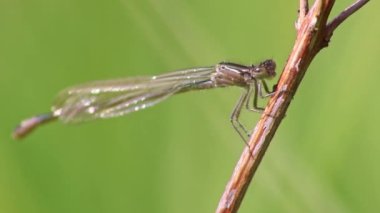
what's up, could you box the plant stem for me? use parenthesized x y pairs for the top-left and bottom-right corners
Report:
(216, 1), (370, 212)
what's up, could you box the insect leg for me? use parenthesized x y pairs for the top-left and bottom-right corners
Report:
(259, 80), (276, 98)
(245, 80), (265, 113)
(230, 88), (251, 144)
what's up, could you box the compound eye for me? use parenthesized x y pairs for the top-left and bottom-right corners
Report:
(263, 60), (276, 69)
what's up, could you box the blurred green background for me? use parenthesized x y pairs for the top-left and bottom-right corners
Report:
(0, 0), (379, 212)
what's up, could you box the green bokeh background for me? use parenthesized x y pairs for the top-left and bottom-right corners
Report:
(1, 0), (379, 212)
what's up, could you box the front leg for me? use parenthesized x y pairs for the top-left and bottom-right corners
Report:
(246, 80), (264, 113)
(258, 80), (277, 98)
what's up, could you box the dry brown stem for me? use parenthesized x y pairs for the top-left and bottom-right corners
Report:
(216, 0), (369, 212)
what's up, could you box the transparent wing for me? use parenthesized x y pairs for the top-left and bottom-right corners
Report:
(52, 66), (215, 123)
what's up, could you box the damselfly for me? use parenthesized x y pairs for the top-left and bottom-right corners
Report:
(13, 60), (276, 141)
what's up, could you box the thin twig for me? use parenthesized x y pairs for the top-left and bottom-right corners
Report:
(216, 0), (369, 212)
(299, 0), (309, 20)
(296, 0), (309, 29)
(326, 0), (370, 39)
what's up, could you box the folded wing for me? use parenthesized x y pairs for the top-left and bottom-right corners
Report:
(53, 67), (214, 123)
